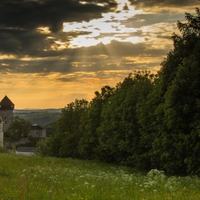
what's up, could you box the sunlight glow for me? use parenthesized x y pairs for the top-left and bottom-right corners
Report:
(101, 37), (112, 44)
(51, 40), (69, 50)
(72, 36), (99, 47)
(124, 36), (145, 43)
(63, 0), (142, 48)
(71, 62), (94, 67)
(123, 56), (162, 64)
(37, 27), (51, 34)
(0, 54), (17, 59)
(80, 1), (105, 7)
(1, 63), (9, 67)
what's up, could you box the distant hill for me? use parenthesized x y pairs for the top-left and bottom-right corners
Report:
(14, 109), (61, 126)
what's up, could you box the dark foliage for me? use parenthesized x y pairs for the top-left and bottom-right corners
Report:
(6, 116), (31, 141)
(37, 8), (200, 175)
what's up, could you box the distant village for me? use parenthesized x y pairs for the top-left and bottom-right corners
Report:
(0, 95), (47, 155)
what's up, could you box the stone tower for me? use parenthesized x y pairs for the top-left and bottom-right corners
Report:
(0, 118), (3, 147)
(0, 95), (15, 132)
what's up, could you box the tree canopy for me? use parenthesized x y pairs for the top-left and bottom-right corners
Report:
(6, 116), (31, 141)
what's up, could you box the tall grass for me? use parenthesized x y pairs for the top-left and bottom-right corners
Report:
(0, 153), (200, 200)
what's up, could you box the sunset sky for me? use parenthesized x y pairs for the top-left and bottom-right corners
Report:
(0, 0), (199, 109)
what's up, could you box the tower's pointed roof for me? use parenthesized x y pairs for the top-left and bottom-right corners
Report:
(0, 95), (14, 106)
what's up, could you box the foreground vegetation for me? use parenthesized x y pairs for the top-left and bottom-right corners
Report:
(1, 153), (200, 200)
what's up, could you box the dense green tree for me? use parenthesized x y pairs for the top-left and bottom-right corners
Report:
(162, 44), (200, 174)
(45, 121), (57, 137)
(97, 71), (154, 166)
(150, 8), (200, 175)
(35, 139), (50, 156)
(6, 116), (31, 141)
(79, 86), (114, 159)
(47, 99), (89, 158)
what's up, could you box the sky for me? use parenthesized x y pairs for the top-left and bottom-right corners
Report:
(0, 0), (199, 109)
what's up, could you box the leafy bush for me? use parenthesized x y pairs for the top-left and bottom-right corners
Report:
(0, 146), (8, 153)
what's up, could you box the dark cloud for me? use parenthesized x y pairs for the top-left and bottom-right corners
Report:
(129, 0), (199, 9)
(93, 30), (144, 41)
(57, 77), (78, 82)
(0, 0), (117, 32)
(157, 35), (172, 40)
(0, 28), (51, 55)
(0, 0), (117, 56)
(124, 12), (184, 28)
(55, 60), (162, 83)
(0, 0), (185, 79)
(0, 40), (168, 74)
(75, 40), (169, 57)
(0, 27), (93, 56)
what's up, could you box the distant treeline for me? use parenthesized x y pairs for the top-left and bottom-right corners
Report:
(14, 109), (61, 127)
(37, 8), (200, 176)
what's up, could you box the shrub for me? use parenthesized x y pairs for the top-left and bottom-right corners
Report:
(0, 146), (8, 153)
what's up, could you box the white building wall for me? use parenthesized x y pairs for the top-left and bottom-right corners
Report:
(0, 121), (3, 147)
(30, 128), (46, 138)
(41, 129), (46, 137)
(16, 151), (35, 156)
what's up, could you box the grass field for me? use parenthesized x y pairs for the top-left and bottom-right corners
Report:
(0, 153), (200, 200)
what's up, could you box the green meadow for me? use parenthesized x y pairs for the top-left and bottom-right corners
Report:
(1, 154), (200, 200)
